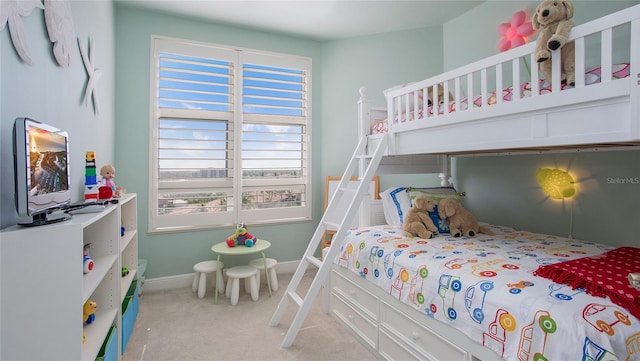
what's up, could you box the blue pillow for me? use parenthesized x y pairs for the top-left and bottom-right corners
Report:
(428, 205), (450, 234)
(409, 187), (461, 234)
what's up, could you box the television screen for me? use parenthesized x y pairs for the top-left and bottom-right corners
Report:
(13, 117), (71, 226)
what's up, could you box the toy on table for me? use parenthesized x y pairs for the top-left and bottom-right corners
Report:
(83, 300), (97, 325)
(100, 164), (125, 198)
(83, 243), (94, 274)
(226, 223), (257, 247)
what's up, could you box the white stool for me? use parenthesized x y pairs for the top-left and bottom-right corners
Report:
(225, 265), (259, 305)
(192, 260), (224, 299)
(248, 258), (278, 292)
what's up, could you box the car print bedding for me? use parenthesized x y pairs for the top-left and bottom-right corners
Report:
(333, 223), (640, 361)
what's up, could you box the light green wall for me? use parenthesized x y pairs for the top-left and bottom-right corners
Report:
(320, 27), (445, 189)
(114, 6), (324, 278)
(444, 0), (640, 70)
(0, 1), (115, 228)
(455, 151), (640, 246)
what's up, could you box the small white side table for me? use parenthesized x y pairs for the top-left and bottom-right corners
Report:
(211, 239), (272, 304)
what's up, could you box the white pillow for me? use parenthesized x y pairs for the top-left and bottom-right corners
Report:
(407, 187), (461, 204)
(379, 187), (411, 226)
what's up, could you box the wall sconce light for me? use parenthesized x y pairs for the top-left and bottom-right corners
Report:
(536, 168), (576, 199)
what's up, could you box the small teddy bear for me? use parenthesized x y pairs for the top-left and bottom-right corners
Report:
(426, 83), (453, 107)
(399, 83), (453, 115)
(532, 0), (575, 86)
(402, 195), (438, 239)
(438, 198), (494, 237)
(226, 223), (257, 247)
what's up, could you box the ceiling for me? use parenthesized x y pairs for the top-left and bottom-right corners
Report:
(114, 0), (486, 40)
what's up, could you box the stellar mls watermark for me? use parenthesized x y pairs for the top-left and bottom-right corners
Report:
(606, 177), (639, 185)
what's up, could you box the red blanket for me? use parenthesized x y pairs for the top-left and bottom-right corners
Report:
(534, 246), (640, 320)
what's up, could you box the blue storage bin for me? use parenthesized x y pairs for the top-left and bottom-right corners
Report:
(95, 324), (117, 361)
(121, 280), (140, 354)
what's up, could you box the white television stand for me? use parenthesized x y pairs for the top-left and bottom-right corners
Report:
(1, 193), (138, 361)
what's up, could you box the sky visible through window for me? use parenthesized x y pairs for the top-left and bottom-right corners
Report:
(158, 53), (305, 175)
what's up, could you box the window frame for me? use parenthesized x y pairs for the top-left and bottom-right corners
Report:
(148, 35), (312, 233)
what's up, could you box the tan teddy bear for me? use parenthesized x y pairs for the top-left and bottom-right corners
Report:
(402, 195), (438, 239)
(426, 83), (453, 107)
(398, 83), (453, 115)
(438, 198), (493, 237)
(532, 0), (575, 86)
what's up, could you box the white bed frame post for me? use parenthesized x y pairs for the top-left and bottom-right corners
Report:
(358, 86), (370, 151)
(439, 158), (452, 188)
(358, 87), (373, 227)
(632, 17), (640, 139)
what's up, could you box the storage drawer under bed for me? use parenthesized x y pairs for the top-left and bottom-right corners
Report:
(379, 327), (430, 361)
(331, 268), (379, 321)
(380, 300), (469, 361)
(331, 292), (378, 350)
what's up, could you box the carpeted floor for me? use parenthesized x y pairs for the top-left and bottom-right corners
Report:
(122, 270), (376, 361)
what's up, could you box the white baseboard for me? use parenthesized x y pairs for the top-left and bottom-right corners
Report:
(143, 260), (299, 293)
(144, 273), (193, 292)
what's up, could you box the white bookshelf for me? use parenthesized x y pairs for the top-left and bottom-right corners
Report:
(0, 193), (138, 361)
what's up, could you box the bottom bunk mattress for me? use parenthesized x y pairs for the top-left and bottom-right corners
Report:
(331, 224), (640, 361)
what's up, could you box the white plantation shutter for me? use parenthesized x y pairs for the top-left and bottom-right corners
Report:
(242, 63), (305, 116)
(149, 36), (311, 232)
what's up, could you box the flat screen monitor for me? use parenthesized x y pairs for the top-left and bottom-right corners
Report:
(13, 117), (71, 226)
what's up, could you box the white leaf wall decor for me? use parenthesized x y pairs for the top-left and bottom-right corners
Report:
(44, 0), (75, 67)
(0, 0), (44, 65)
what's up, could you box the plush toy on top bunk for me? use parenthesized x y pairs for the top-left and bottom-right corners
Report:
(532, 0), (575, 86)
(438, 198), (493, 237)
(402, 195), (438, 239)
(397, 83), (453, 114)
(425, 84), (453, 107)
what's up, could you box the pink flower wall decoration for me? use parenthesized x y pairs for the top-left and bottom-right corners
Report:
(497, 10), (535, 52)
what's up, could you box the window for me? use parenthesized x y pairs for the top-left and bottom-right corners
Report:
(149, 36), (312, 232)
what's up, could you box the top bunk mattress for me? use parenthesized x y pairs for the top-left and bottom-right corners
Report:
(332, 223), (640, 361)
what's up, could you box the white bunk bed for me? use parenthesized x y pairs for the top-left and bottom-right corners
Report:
(362, 5), (639, 158)
(327, 5), (640, 361)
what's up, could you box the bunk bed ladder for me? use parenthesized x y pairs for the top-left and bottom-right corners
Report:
(269, 133), (389, 348)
